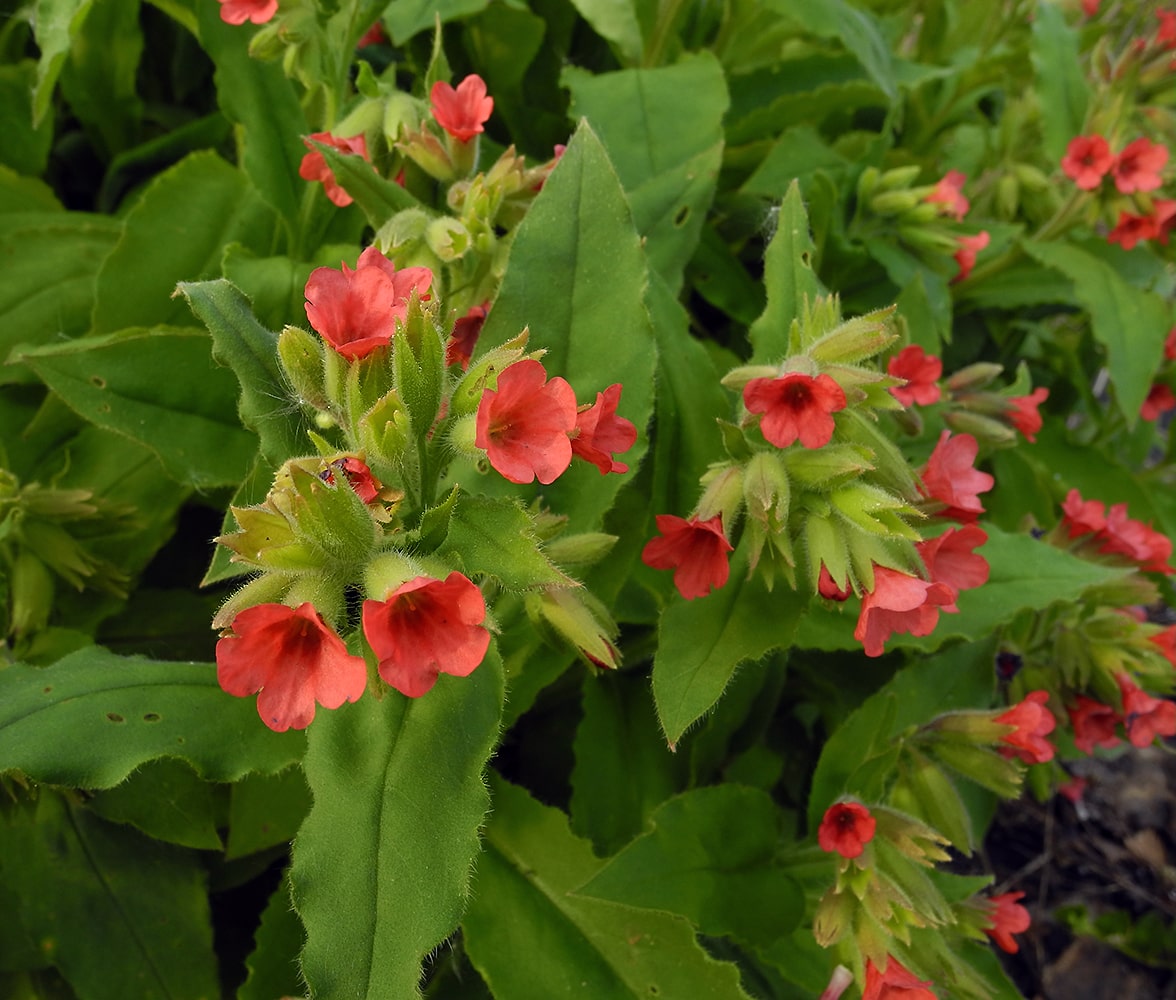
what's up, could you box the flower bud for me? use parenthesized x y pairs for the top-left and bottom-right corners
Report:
(356, 390), (412, 472)
(525, 587), (620, 669)
(696, 463), (745, 526)
(8, 549), (54, 638)
(278, 325), (329, 411)
(374, 207), (431, 255)
(813, 887), (854, 948)
(945, 362), (1004, 392)
(398, 127), (455, 181)
(870, 189), (923, 217)
(542, 532), (618, 569)
(808, 306), (897, 365)
(425, 217), (472, 261)
(995, 174), (1020, 221)
(876, 164), (922, 191)
(943, 409), (1018, 445)
(211, 573), (295, 631)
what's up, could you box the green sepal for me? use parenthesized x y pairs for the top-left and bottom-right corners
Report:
(391, 294), (445, 444)
(416, 485), (461, 552)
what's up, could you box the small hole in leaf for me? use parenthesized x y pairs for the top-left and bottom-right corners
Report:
(42, 686), (52, 694)
(673, 205), (690, 227)
(90, 375), (106, 389)
(106, 713), (125, 723)
(142, 712), (161, 723)
(800, 251), (812, 267)
(648, 987), (660, 997)
(97, 403), (111, 414)
(176, 736), (185, 744)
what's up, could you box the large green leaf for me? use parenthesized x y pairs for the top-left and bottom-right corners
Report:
(476, 122), (656, 531)
(0, 793), (219, 1000)
(290, 645), (504, 999)
(1030, 1), (1088, 164)
(0, 647), (305, 789)
(653, 547), (807, 747)
(0, 62), (56, 176)
(239, 876), (305, 1000)
(87, 757), (223, 850)
(15, 326), (258, 488)
(30, 0), (95, 127)
(382, 0), (491, 44)
(1022, 238), (1169, 424)
(574, 785), (804, 948)
(463, 775), (752, 999)
(567, 0), (643, 65)
(782, 0), (897, 101)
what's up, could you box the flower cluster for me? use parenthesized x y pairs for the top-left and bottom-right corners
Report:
(1060, 489), (1173, 573)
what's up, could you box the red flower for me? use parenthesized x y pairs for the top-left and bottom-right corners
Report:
(1160, 9), (1176, 48)
(299, 132), (369, 207)
(474, 359), (577, 484)
(1113, 137), (1168, 194)
(446, 302), (489, 369)
(984, 892), (1032, 954)
(817, 801), (876, 859)
(320, 456), (382, 503)
(887, 345), (942, 406)
(1165, 327), (1176, 361)
(1060, 488), (1105, 538)
(1082, 0), (1100, 15)
(743, 372), (847, 449)
(430, 74), (494, 142)
(952, 231), (989, 282)
(1153, 199), (1176, 244)
(641, 514), (733, 601)
(1117, 674), (1176, 747)
(925, 170), (969, 221)
(362, 573), (490, 698)
(915, 524), (989, 612)
(919, 431), (994, 521)
(1151, 625), (1176, 667)
(217, 0), (277, 25)
(1097, 503), (1173, 573)
(1141, 383), (1176, 421)
(304, 248), (433, 360)
(1059, 776), (1088, 803)
(818, 565), (853, 601)
(854, 566), (955, 657)
(571, 384), (638, 475)
(1107, 211), (1158, 250)
(357, 22), (386, 47)
(1007, 386), (1049, 442)
(1068, 695), (1122, 754)
(861, 957), (937, 1000)
(216, 603), (366, 732)
(995, 690), (1056, 764)
(1061, 134), (1114, 190)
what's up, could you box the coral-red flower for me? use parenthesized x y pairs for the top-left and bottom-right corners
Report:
(925, 170), (969, 221)
(217, 0), (277, 25)
(474, 359), (577, 484)
(952, 231), (989, 282)
(321, 456), (382, 503)
(862, 957), (937, 1000)
(1060, 489), (1105, 538)
(1068, 695), (1121, 754)
(1097, 503), (1173, 573)
(854, 566), (955, 657)
(919, 431), (994, 520)
(641, 514), (733, 601)
(1118, 674), (1176, 747)
(888, 345), (942, 406)
(362, 573), (490, 698)
(1113, 137), (1168, 194)
(817, 801), (876, 859)
(1007, 386), (1049, 442)
(571, 384), (638, 475)
(1151, 625), (1176, 668)
(984, 892), (1032, 954)
(995, 690), (1056, 764)
(430, 74), (494, 142)
(305, 248), (433, 360)
(216, 603), (366, 732)
(818, 565), (853, 601)
(915, 524), (989, 612)
(446, 302), (488, 369)
(1107, 211), (1158, 250)
(743, 372), (847, 449)
(1061, 134), (1114, 190)
(299, 132), (369, 207)
(1165, 328), (1176, 362)
(1141, 383), (1176, 421)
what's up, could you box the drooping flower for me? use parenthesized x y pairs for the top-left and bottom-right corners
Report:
(1165, 327), (1176, 361)
(1160, 9), (1176, 48)
(446, 302), (489, 369)
(925, 170), (969, 221)
(1141, 383), (1176, 421)
(887, 345), (942, 406)
(1151, 625), (1176, 668)
(915, 524), (989, 612)
(818, 565), (853, 601)
(299, 132), (369, 207)
(743, 372), (847, 449)
(1117, 674), (1176, 747)
(571, 384), (638, 475)
(1068, 695), (1122, 754)
(854, 566), (955, 657)
(474, 359), (577, 484)
(430, 74), (494, 142)
(1107, 211), (1158, 250)
(952, 231), (989, 282)
(1097, 504), (1173, 573)
(1061, 134), (1114, 190)
(641, 514), (733, 601)
(984, 892), (1032, 954)
(995, 690), (1056, 764)
(919, 431), (994, 521)
(1154, 199), (1176, 245)
(817, 801), (876, 859)
(1060, 488), (1106, 538)
(216, 603), (367, 732)
(304, 248), (433, 360)
(1113, 137), (1169, 194)
(217, 0), (278, 25)
(1007, 386), (1049, 442)
(362, 573), (490, 698)
(861, 957), (937, 1000)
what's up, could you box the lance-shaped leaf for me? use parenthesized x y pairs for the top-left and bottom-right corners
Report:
(574, 785), (804, 948)
(1030, 1), (1088, 163)
(463, 775), (752, 999)
(314, 139), (421, 230)
(0, 647), (305, 789)
(291, 644), (504, 999)
(239, 875), (306, 1000)
(30, 0), (96, 126)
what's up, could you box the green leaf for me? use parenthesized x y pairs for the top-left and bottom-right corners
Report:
(15, 327), (258, 489)
(0, 62), (56, 176)
(783, 0), (896, 101)
(439, 494), (570, 591)
(291, 645), (504, 1000)
(239, 876), (305, 1000)
(0, 647), (305, 789)
(87, 757), (223, 850)
(226, 766), (312, 860)
(382, 0), (491, 44)
(176, 278), (307, 467)
(314, 140), (420, 230)
(0, 792), (219, 1000)
(748, 181), (822, 363)
(1030, 1), (1089, 163)
(0, 163), (62, 213)
(567, 0), (643, 65)
(1022, 238), (1169, 424)
(463, 775), (752, 999)
(30, 0), (96, 127)
(91, 150), (277, 334)
(575, 785), (804, 948)
(653, 547), (807, 747)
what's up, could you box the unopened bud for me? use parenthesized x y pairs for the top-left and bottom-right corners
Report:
(943, 409), (1018, 445)
(8, 549), (53, 638)
(945, 362), (1004, 392)
(871, 189), (922, 217)
(543, 533), (618, 569)
(809, 307), (897, 365)
(278, 325), (328, 411)
(526, 587), (620, 669)
(696, 463), (745, 526)
(425, 217), (472, 261)
(995, 174), (1020, 221)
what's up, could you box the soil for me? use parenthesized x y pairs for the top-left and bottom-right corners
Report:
(984, 746), (1176, 999)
